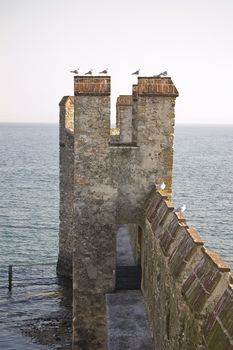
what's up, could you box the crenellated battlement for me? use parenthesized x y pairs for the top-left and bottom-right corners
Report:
(58, 75), (178, 146)
(58, 75), (233, 350)
(58, 74), (179, 349)
(128, 189), (233, 350)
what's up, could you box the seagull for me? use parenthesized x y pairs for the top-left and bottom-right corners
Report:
(70, 69), (79, 74)
(153, 71), (168, 78)
(156, 181), (166, 190)
(85, 69), (93, 75)
(132, 69), (140, 75)
(174, 204), (186, 213)
(99, 69), (108, 75)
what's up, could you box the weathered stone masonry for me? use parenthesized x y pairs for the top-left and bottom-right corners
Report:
(57, 96), (74, 278)
(58, 75), (233, 350)
(129, 190), (233, 350)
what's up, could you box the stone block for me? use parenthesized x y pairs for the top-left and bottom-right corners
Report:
(169, 227), (204, 276)
(205, 284), (233, 349)
(160, 213), (182, 255)
(150, 200), (174, 233)
(182, 249), (230, 313)
(174, 211), (187, 225)
(147, 193), (163, 222)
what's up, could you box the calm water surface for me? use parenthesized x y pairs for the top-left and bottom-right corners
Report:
(0, 123), (233, 349)
(173, 125), (233, 267)
(0, 124), (58, 266)
(0, 124), (60, 350)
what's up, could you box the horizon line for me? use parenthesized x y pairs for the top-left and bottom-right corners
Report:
(1, 121), (233, 126)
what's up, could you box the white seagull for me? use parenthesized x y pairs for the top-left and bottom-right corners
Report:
(156, 181), (166, 190)
(174, 204), (186, 213)
(153, 71), (168, 78)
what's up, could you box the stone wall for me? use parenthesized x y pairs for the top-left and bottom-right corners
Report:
(57, 96), (74, 277)
(116, 95), (133, 143)
(72, 76), (116, 350)
(58, 75), (179, 349)
(129, 189), (233, 350)
(58, 75), (233, 350)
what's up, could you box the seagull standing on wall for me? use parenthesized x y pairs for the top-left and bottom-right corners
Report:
(174, 204), (186, 213)
(85, 69), (93, 75)
(99, 69), (108, 75)
(70, 69), (79, 74)
(132, 69), (140, 75)
(153, 71), (168, 78)
(160, 71), (168, 77)
(156, 181), (166, 190)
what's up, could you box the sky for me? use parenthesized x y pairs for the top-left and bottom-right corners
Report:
(0, 0), (233, 125)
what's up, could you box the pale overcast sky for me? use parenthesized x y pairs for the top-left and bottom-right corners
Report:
(0, 0), (233, 124)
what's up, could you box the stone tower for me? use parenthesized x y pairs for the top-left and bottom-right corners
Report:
(58, 75), (179, 349)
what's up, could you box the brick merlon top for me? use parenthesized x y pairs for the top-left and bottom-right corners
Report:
(74, 76), (111, 96)
(137, 77), (179, 97)
(132, 84), (138, 100)
(116, 95), (133, 106)
(202, 248), (231, 272)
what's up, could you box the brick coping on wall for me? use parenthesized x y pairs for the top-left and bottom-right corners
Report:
(144, 189), (233, 349)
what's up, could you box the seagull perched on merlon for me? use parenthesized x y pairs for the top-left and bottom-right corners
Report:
(153, 71), (168, 78)
(85, 69), (93, 75)
(132, 69), (140, 75)
(70, 69), (79, 74)
(174, 204), (186, 213)
(155, 181), (166, 190)
(99, 69), (108, 75)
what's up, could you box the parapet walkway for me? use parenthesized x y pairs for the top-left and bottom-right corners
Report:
(106, 225), (154, 350)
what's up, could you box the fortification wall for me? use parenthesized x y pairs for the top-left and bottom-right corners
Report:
(116, 95), (133, 143)
(58, 75), (233, 350)
(57, 96), (74, 277)
(129, 190), (233, 350)
(58, 75), (179, 349)
(58, 76), (178, 278)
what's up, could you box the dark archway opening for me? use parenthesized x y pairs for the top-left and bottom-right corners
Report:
(116, 225), (141, 290)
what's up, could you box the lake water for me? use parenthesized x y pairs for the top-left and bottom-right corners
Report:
(0, 124), (61, 350)
(0, 123), (232, 349)
(0, 124), (59, 267)
(173, 125), (233, 267)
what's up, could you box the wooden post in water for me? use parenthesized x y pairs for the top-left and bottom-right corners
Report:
(8, 265), (12, 291)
